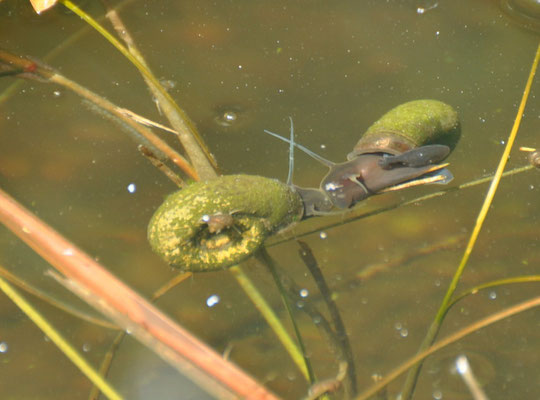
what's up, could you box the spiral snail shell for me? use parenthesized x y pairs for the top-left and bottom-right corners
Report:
(348, 99), (461, 160)
(147, 174), (303, 271)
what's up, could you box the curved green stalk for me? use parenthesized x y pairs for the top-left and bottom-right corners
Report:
(354, 296), (540, 400)
(449, 275), (540, 310)
(257, 249), (316, 384)
(400, 42), (540, 399)
(270, 164), (534, 247)
(0, 276), (123, 400)
(58, 0), (217, 179)
(229, 264), (311, 382)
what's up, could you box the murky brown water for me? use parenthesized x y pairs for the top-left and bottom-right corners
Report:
(0, 0), (539, 399)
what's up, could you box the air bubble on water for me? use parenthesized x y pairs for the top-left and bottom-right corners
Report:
(127, 183), (136, 193)
(82, 343), (91, 352)
(296, 300), (305, 309)
(434, 279), (441, 287)
(320, 144), (326, 150)
(400, 328), (409, 338)
(0, 342), (8, 353)
(214, 106), (242, 127)
(394, 322), (402, 330)
(489, 291), (497, 300)
(529, 184), (535, 190)
(223, 111), (237, 122)
(432, 389), (443, 399)
(206, 294), (220, 307)
(53, 90), (62, 97)
(319, 231), (327, 239)
(299, 288), (309, 298)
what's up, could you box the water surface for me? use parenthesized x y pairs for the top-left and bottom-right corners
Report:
(0, 1), (539, 399)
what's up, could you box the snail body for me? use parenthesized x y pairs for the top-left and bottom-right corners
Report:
(378, 144), (450, 169)
(148, 174), (303, 271)
(317, 100), (460, 211)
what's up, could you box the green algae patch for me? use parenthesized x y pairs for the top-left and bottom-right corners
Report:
(352, 100), (461, 157)
(148, 174), (303, 272)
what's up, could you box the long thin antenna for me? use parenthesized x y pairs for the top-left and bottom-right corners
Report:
(287, 117), (294, 185)
(263, 128), (335, 168)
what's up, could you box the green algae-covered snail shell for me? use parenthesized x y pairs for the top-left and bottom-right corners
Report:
(529, 150), (540, 168)
(147, 174), (303, 272)
(348, 99), (461, 160)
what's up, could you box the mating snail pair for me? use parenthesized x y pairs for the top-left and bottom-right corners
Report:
(148, 100), (461, 271)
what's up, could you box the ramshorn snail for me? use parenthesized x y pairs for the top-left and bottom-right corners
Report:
(147, 174), (303, 271)
(148, 99), (460, 271)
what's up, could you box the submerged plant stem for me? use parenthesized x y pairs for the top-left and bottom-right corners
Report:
(297, 241), (357, 396)
(257, 249), (316, 384)
(90, 271), (194, 400)
(229, 263), (311, 382)
(59, 0), (218, 180)
(0, 187), (277, 400)
(355, 296), (540, 400)
(0, 264), (117, 330)
(0, 276), (124, 400)
(449, 275), (540, 310)
(271, 164), (533, 247)
(400, 42), (540, 399)
(0, 48), (198, 180)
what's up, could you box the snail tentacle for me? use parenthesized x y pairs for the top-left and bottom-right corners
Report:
(263, 128), (335, 168)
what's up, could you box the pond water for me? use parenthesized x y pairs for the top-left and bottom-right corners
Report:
(0, 0), (539, 399)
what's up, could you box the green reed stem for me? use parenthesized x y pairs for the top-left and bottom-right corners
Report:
(0, 264), (116, 329)
(229, 264), (310, 382)
(400, 42), (540, 399)
(355, 296), (540, 400)
(297, 241), (357, 396)
(0, 275), (123, 400)
(58, 0), (217, 180)
(449, 275), (540, 311)
(257, 249), (316, 384)
(270, 164), (534, 248)
(45, 3), (309, 389)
